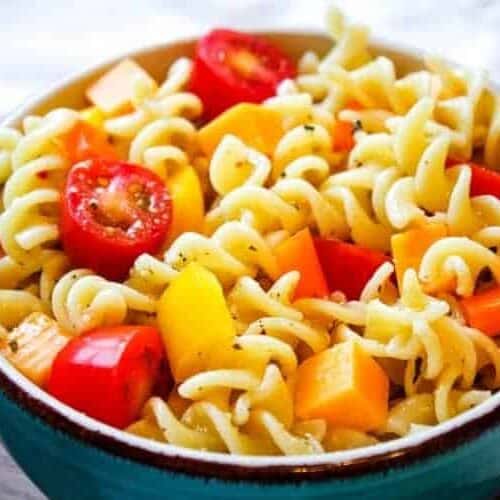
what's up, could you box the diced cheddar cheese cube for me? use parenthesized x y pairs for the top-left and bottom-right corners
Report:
(391, 223), (447, 289)
(86, 59), (156, 115)
(198, 103), (284, 157)
(295, 341), (389, 431)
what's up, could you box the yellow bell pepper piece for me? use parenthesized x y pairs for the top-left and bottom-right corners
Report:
(198, 103), (284, 157)
(80, 106), (106, 129)
(158, 263), (266, 382)
(391, 223), (447, 289)
(165, 165), (204, 246)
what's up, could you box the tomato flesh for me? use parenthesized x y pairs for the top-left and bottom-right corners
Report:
(47, 325), (166, 429)
(61, 159), (172, 281)
(189, 29), (296, 119)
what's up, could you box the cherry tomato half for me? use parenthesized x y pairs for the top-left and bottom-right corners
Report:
(47, 325), (166, 429)
(61, 159), (172, 281)
(189, 29), (296, 120)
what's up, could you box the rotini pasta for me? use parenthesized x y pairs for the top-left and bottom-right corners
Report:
(2, 6), (500, 459)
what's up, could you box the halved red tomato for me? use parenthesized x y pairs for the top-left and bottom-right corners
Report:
(47, 325), (166, 429)
(61, 159), (172, 281)
(189, 29), (296, 119)
(446, 158), (500, 198)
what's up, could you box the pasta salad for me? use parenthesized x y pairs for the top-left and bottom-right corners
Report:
(1, 7), (500, 456)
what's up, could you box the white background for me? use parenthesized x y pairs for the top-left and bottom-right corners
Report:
(2, 0), (500, 118)
(1, 0), (500, 498)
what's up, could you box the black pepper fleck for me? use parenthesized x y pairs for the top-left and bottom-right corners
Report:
(353, 119), (363, 132)
(8, 340), (18, 353)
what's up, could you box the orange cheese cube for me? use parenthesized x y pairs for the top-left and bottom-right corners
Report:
(198, 103), (284, 157)
(86, 59), (156, 115)
(391, 223), (447, 289)
(295, 341), (389, 431)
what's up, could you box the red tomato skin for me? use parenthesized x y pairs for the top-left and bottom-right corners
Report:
(60, 159), (172, 281)
(446, 159), (500, 198)
(189, 29), (296, 120)
(47, 326), (166, 429)
(314, 238), (391, 300)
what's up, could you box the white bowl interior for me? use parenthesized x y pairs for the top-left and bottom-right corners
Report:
(1, 31), (499, 469)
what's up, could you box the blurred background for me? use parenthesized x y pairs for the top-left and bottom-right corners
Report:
(1, 0), (499, 498)
(2, 0), (500, 119)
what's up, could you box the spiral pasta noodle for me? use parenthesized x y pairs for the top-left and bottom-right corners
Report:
(52, 270), (156, 334)
(2, 5), (500, 459)
(0, 110), (78, 266)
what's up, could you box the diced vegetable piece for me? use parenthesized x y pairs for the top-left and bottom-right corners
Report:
(198, 103), (284, 157)
(189, 30), (296, 119)
(86, 59), (156, 115)
(446, 159), (500, 198)
(332, 100), (363, 152)
(391, 223), (447, 289)
(461, 286), (500, 336)
(60, 121), (118, 165)
(274, 228), (329, 299)
(314, 238), (390, 300)
(80, 106), (106, 129)
(61, 159), (172, 281)
(345, 99), (363, 110)
(165, 165), (205, 246)
(0, 313), (69, 387)
(467, 163), (500, 198)
(48, 325), (164, 429)
(332, 120), (355, 152)
(295, 341), (389, 431)
(158, 263), (266, 381)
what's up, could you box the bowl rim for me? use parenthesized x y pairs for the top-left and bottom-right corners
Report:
(1, 29), (500, 482)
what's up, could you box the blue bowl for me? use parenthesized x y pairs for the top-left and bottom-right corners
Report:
(1, 32), (500, 500)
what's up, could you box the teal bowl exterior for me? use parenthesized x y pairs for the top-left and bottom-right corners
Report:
(2, 31), (500, 500)
(0, 385), (499, 500)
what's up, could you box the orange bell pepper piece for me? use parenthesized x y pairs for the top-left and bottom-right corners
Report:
(60, 121), (118, 165)
(461, 286), (500, 336)
(274, 228), (329, 299)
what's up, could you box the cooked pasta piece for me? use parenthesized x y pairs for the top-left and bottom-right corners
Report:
(2, 4), (500, 457)
(52, 270), (156, 334)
